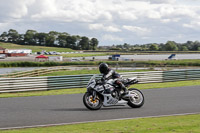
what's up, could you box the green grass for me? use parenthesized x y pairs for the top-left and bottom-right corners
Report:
(0, 42), (74, 53)
(134, 79), (200, 89)
(1, 79), (200, 98)
(0, 88), (86, 98)
(40, 69), (98, 76)
(40, 69), (151, 76)
(1, 59), (200, 68)
(2, 114), (200, 133)
(132, 59), (200, 67)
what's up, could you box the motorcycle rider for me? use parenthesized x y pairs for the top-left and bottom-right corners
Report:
(99, 63), (128, 95)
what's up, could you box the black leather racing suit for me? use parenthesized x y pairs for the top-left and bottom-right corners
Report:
(102, 69), (127, 94)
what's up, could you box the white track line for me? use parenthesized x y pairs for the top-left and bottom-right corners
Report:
(1, 112), (200, 130)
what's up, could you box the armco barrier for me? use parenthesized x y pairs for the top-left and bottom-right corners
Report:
(120, 71), (163, 83)
(0, 77), (48, 93)
(0, 69), (200, 93)
(163, 69), (200, 82)
(47, 74), (96, 90)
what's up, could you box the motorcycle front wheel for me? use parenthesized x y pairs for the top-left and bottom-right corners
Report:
(127, 88), (144, 108)
(83, 92), (103, 110)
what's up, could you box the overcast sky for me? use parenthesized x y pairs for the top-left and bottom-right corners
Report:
(0, 0), (200, 45)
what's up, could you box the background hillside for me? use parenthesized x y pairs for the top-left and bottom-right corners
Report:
(0, 42), (75, 53)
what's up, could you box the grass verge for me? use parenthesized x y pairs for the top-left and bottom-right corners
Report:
(1, 59), (200, 67)
(0, 42), (74, 53)
(1, 114), (200, 133)
(39, 69), (150, 76)
(1, 80), (200, 98)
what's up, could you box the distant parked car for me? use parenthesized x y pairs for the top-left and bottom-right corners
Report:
(49, 51), (60, 55)
(44, 52), (49, 55)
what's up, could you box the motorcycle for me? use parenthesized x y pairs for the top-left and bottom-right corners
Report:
(83, 75), (144, 110)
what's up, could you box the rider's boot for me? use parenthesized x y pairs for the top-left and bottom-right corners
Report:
(120, 83), (128, 96)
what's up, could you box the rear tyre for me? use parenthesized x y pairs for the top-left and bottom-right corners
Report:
(127, 88), (144, 108)
(83, 92), (103, 110)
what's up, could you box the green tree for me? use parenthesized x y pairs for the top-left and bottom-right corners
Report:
(18, 34), (25, 45)
(35, 33), (47, 46)
(90, 38), (99, 50)
(158, 43), (165, 51)
(45, 31), (58, 47)
(141, 44), (147, 51)
(149, 44), (159, 51)
(7, 29), (19, 43)
(116, 44), (123, 50)
(74, 35), (81, 50)
(165, 41), (178, 51)
(45, 35), (55, 47)
(57, 33), (68, 47)
(0, 32), (8, 42)
(193, 41), (200, 51)
(79, 36), (89, 50)
(24, 30), (37, 45)
(66, 36), (77, 49)
(186, 41), (194, 50)
(180, 45), (189, 51)
(0, 29), (100, 50)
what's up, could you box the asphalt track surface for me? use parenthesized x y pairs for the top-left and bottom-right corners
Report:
(0, 86), (200, 129)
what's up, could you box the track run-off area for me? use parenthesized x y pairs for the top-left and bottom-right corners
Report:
(0, 86), (200, 130)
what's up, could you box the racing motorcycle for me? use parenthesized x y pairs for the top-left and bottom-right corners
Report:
(83, 75), (144, 110)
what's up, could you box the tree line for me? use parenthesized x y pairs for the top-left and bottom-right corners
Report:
(100, 41), (200, 51)
(0, 29), (99, 50)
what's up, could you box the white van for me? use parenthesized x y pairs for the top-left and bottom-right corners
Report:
(0, 54), (6, 59)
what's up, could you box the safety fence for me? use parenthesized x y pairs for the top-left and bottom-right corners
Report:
(0, 67), (69, 78)
(0, 69), (200, 93)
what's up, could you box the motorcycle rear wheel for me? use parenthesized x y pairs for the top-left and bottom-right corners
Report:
(83, 92), (103, 110)
(127, 88), (144, 108)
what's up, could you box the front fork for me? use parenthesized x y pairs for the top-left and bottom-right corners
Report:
(92, 90), (97, 101)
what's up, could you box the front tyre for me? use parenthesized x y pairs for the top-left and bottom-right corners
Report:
(83, 92), (103, 110)
(127, 88), (144, 108)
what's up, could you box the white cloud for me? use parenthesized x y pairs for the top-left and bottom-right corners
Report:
(150, 0), (176, 4)
(102, 34), (124, 42)
(89, 24), (121, 32)
(147, 10), (161, 19)
(1, 0), (200, 45)
(183, 21), (200, 29)
(30, 0), (114, 23)
(118, 11), (138, 21)
(123, 25), (151, 35)
(159, 4), (200, 22)
(0, 23), (10, 29)
(0, 0), (35, 19)
(126, 0), (176, 4)
(106, 26), (121, 32)
(161, 18), (180, 23)
(89, 24), (104, 30)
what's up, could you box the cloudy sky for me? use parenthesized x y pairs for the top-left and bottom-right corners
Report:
(0, 0), (200, 45)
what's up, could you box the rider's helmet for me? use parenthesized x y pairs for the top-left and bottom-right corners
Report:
(99, 63), (109, 74)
